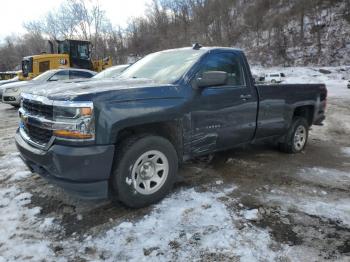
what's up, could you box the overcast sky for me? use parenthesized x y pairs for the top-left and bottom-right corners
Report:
(0, 0), (151, 42)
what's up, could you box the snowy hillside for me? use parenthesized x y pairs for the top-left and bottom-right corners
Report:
(243, 2), (350, 66)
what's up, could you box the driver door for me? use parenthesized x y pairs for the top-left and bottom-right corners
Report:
(190, 52), (258, 155)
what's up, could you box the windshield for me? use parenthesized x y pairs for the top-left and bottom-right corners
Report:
(93, 65), (129, 79)
(32, 70), (55, 81)
(119, 49), (205, 84)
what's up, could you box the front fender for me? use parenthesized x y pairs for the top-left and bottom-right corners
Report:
(94, 97), (188, 144)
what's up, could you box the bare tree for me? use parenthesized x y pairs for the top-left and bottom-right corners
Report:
(2, 0), (350, 70)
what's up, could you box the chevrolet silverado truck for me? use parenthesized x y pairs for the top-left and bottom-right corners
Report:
(15, 46), (327, 208)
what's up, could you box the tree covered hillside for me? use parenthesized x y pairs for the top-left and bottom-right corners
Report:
(0, 0), (349, 71)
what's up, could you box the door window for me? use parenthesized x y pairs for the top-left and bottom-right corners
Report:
(49, 70), (69, 81)
(39, 61), (50, 73)
(70, 70), (94, 79)
(199, 53), (246, 86)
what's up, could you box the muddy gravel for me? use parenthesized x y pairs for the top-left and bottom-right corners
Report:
(0, 96), (349, 261)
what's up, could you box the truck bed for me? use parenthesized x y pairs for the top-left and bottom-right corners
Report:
(254, 83), (327, 139)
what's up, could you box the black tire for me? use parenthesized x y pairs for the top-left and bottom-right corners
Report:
(279, 117), (309, 153)
(111, 135), (178, 208)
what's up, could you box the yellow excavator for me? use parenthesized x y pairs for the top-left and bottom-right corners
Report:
(20, 39), (112, 80)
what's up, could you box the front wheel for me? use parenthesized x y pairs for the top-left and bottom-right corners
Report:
(111, 135), (178, 208)
(279, 117), (309, 153)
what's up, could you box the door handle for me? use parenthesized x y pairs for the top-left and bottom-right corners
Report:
(240, 94), (252, 100)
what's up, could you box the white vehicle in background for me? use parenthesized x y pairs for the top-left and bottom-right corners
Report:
(265, 72), (286, 83)
(0, 76), (20, 100)
(2, 68), (96, 107)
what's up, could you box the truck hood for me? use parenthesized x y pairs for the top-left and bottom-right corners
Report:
(24, 78), (184, 102)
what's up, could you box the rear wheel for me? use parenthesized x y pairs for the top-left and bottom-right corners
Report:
(279, 117), (309, 153)
(111, 135), (178, 208)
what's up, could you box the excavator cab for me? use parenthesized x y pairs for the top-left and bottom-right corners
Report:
(20, 39), (112, 80)
(57, 39), (93, 70)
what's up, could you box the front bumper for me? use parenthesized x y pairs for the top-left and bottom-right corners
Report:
(15, 130), (115, 199)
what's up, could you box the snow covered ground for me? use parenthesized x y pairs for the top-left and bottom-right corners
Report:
(0, 152), (288, 261)
(0, 66), (349, 261)
(1, 150), (349, 261)
(0, 153), (292, 261)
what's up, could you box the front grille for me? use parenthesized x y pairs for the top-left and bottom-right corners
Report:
(3, 96), (16, 102)
(23, 99), (53, 120)
(25, 124), (53, 145)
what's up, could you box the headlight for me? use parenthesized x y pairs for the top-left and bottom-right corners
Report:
(52, 103), (95, 140)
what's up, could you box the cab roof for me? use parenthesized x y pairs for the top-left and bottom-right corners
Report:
(157, 46), (244, 54)
(22, 53), (69, 60)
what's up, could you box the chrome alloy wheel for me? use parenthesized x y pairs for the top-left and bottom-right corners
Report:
(293, 125), (307, 151)
(131, 150), (169, 195)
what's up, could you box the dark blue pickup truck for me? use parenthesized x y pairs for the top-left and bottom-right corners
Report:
(15, 46), (327, 207)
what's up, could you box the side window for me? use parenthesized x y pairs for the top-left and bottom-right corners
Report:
(199, 52), (246, 86)
(77, 45), (89, 60)
(39, 61), (50, 73)
(70, 71), (93, 79)
(49, 70), (69, 81)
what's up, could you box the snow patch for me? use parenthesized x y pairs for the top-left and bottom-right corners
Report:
(265, 167), (350, 227)
(0, 186), (55, 261)
(341, 147), (350, 157)
(297, 167), (350, 189)
(82, 189), (284, 261)
(241, 209), (260, 221)
(0, 153), (30, 181)
(268, 193), (350, 228)
(9, 170), (32, 181)
(215, 180), (223, 185)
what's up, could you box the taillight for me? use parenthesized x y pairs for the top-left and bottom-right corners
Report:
(321, 86), (327, 111)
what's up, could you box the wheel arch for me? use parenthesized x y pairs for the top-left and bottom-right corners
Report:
(293, 105), (315, 127)
(114, 119), (184, 162)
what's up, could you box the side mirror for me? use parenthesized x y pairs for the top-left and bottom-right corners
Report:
(197, 71), (228, 88)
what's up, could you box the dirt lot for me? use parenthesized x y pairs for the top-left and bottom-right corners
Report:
(0, 95), (349, 261)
